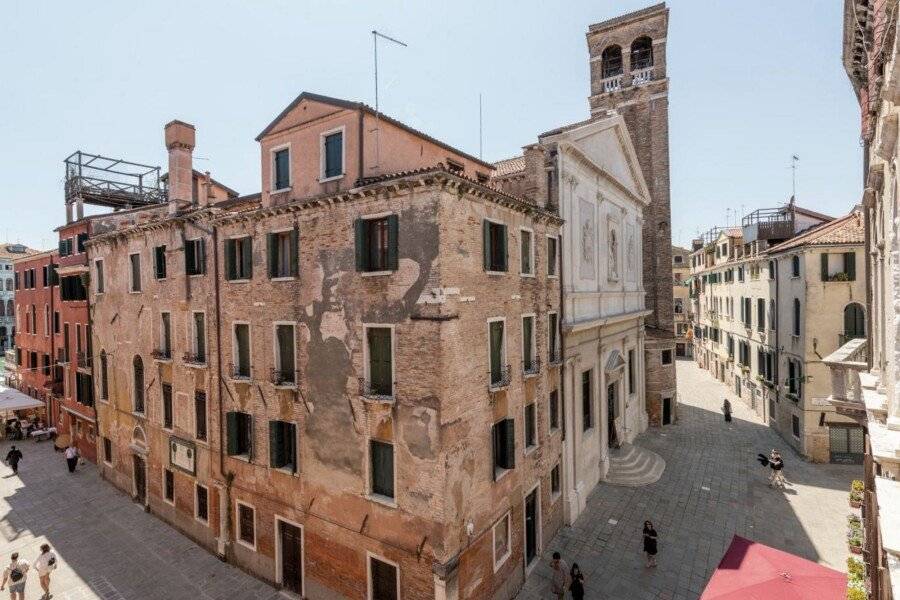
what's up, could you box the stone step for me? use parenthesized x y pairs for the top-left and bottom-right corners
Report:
(603, 443), (666, 487)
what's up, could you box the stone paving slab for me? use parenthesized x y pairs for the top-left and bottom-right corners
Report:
(519, 359), (861, 600)
(0, 438), (280, 600)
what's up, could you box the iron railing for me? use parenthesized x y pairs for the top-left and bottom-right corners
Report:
(489, 364), (512, 390)
(151, 348), (171, 361)
(270, 368), (296, 387)
(228, 363), (251, 381)
(182, 351), (207, 365)
(358, 378), (394, 400)
(523, 357), (542, 376)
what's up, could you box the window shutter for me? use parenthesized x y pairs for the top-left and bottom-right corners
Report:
(224, 240), (235, 280)
(482, 220), (491, 271)
(267, 233), (277, 278)
(290, 228), (299, 277)
(226, 412), (239, 455)
(503, 419), (515, 469)
(387, 214), (399, 271)
(185, 240), (195, 274)
(491, 424), (498, 480)
(242, 239), (253, 279)
(198, 239), (206, 274)
(247, 416), (254, 460)
(844, 252), (856, 280)
(499, 224), (508, 271)
(355, 219), (367, 271)
(798, 363), (803, 398)
(269, 421), (281, 468)
(821, 253), (828, 281)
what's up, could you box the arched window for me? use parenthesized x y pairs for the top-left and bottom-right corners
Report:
(4, 279), (11, 291)
(6, 300), (13, 316)
(601, 45), (623, 78)
(843, 303), (866, 341)
(630, 36), (653, 70)
(793, 298), (801, 336)
(133, 356), (145, 414)
(791, 255), (800, 277)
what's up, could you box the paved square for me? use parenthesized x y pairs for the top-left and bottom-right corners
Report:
(0, 439), (280, 600)
(519, 359), (861, 600)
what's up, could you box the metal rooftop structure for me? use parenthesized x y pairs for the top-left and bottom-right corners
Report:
(64, 151), (167, 211)
(741, 207), (794, 243)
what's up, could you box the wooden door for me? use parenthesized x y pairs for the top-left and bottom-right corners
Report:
(279, 521), (303, 594)
(132, 455), (146, 503)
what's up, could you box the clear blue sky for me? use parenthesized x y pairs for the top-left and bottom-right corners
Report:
(1, 1), (861, 250)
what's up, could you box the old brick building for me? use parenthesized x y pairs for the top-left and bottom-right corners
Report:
(89, 95), (562, 599)
(587, 3), (678, 425)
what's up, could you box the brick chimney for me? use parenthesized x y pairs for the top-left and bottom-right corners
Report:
(164, 120), (195, 214)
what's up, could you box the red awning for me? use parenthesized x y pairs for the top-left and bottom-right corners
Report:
(700, 535), (847, 600)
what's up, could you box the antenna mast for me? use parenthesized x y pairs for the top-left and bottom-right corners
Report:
(372, 30), (408, 171)
(791, 154), (799, 199)
(479, 93), (483, 159)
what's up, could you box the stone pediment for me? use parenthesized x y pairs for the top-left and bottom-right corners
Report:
(605, 349), (626, 373)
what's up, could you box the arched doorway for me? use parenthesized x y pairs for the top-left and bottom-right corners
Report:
(843, 303), (865, 343)
(131, 426), (148, 505)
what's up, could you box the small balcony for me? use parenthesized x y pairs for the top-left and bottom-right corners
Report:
(76, 351), (91, 371)
(631, 66), (654, 86)
(270, 368), (297, 387)
(548, 348), (563, 366)
(358, 378), (394, 402)
(182, 351), (207, 367)
(822, 338), (868, 420)
(489, 364), (512, 391)
(601, 74), (622, 93)
(151, 348), (172, 362)
(228, 363), (251, 382)
(523, 357), (542, 377)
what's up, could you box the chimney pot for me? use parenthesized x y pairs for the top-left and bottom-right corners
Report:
(164, 120), (195, 213)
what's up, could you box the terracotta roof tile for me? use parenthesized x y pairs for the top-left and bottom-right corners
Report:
(768, 209), (864, 253)
(492, 156), (526, 178)
(0, 243), (40, 261)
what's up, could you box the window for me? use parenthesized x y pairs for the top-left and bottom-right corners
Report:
(522, 315), (536, 374)
(54, 311), (59, 334)
(95, 260), (104, 293)
(60, 275), (87, 301)
(549, 390), (559, 430)
(843, 303), (866, 341)
(488, 319), (507, 387)
(162, 383), (173, 429)
(77, 233), (87, 253)
(159, 312), (172, 359)
(661, 349), (673, 365)
(274, 324), (296, 385)
(551, 464), (561, 497)
(226, 411), (252, 457)
(195, 484), (209, 523)
(154, 245), (167, 279)
(195, 391), (208, 441)
(492, 418), (515, 478)
(75, 371), (94, 407)
(792, 414), (800, 439)
(185, 239), (206, 276)
(102, 437), (112, 464)
(369, 439), (394, 500)
(366, 327), (393, 397)
(269, 420), (297, 473)
(267, 230), (299, 278)
(163, 468), (175, 503)
(99, 351), (108, 400)
(547, 236), (558, 276)
(793, 298), (801, 336)
(322, 130), (343, 179)
(129, 253), (142, 292)
(769, 299), (776, 330)
(44, 305), (49, 336)
(225, 237), (253, 281)
(524, 403), (537, 449)
(821, 251), (857, 281)
(273, 148), (290, 191)
(58, 238), (73, 257)
(192, 312), (206, 363)
(737, 266), (745, 282)
(132, 356), (145, 414)
(757, 299), (765, 332)
(237, 502), (256, 549)
(787, 360), (803, 399)
(369, 556), (399, 600)
(355, 216), (398, 273)
(582, 370), (593, 430)
(492, 513), (512, 571)
(674, 255), (683, 264)
(768, 260), (776, 280)
(627, 349), (635, 394)
(548, 312), (559, 363)
(520, 229), (533, 275)
(483, 220), (508, 272)
(601, 44), (623, 78)
(791, 255), (800, 277)
(232, 323), (251, 379)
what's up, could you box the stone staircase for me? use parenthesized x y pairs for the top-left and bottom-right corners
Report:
(603, 443), (666, 487)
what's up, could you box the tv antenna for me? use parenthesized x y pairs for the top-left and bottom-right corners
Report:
(790, 155), (799, 199)
(372, 30), (407, 171)
(479, 93), (484, 159)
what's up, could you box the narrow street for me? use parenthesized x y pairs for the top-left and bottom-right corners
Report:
(519, 359), (861, 600)
(0, 439), (279, 600)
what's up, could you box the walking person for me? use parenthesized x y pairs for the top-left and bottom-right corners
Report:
(768, 450), (785, 488)
(4, 446), (22, 475)
(34, 544), (57, 600)
(722, 398), (732, 422)
(549, 552), (569, 600)
(643, 521), (659, 567)
(64, 444), (79, 474)
(569, 562), (585, 600)
(0, 552), (30, 600)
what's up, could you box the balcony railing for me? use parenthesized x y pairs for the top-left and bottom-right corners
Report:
(182, 351), (207, 366)
(601, 75), (622, 93)
(822, 337), (868, 420)
(548, 348), (562, 366)
(523, 357), (542, 376)
(270, 368), (296, 387)
(151, 348), (172, 361)
(489, 364), (512, 390)
(228, 363), (251, 381)
(76, 351), (90, 370)
(358, 378), (394, 401)
(631, 66), (654, 85)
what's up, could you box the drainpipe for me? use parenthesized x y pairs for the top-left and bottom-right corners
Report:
(49, 259), (56, 428)
(774, 258), (780, 408)
(211, 223), (231, 560)
(85, 255), (101, 464)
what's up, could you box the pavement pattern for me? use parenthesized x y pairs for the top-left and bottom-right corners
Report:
(518, 359), (861, 600)
(0, 439), (281, 600)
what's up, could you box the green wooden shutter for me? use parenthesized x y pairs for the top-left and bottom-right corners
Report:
(267, 233), (277, 278)
(269, 421), (282, 468)
(845, 252), (856, 280)
(185, 240), (195, 274)
(821, 253), (828, 281)
(242, 238), (253, 279)
(226, 412), (239, 455)
(490, 322), (503, 382)
(387, 214), (399, 271)
(499, 224), (508, 271)
(198, 239), (207, 274)
(290, 228), (299, 277)
(491, 424), (498, 480)
(355, 219), (367, 271)
(369, 328), (392, 395)
(224, 239), (235, 280)
(482, 220), (491, 271)
(503, 419), (515, 469)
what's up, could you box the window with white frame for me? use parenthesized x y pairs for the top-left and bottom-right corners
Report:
(267, 230), (299, 278)
(195, 484), (209, 523)
(273, 147), (290, 191)
(269, 420), (297, 473)
(369, 555), (399, 600)
(370, 438), (394, 501)
(524, 402), (537, 450)
(232, 323), (251, 379)
(549, 389), (559, 430)
(547, 235), (558, 277)
(191, 312), (206, 363)
(236, 501), (256, 549)
(522, 315), (536, 375)
(355, 216), (398, 273)
(520, 228), (534, 275)
(492, 512), (512, 571)
(129, 253), (142, 292)
(321, 129), (344, 180)
(365, 326), (393, 397)
(489, 319), (507, 387)
(163, 468), (175, 504)
(273, 323), (296, 385)
(224, 237), (253, 281)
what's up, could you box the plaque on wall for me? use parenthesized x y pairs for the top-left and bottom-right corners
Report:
(169, 437), (196, 475)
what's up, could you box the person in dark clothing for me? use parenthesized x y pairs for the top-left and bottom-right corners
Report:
(5, 447), (22, 475)
(768, 450), (785, 487)
(722, 398), (732, 422)
(569, 562), (585, 600)
(643, 521), (658, 567)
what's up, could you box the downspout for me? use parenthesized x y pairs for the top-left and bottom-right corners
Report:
(774, 257), (780, 407)
(211, 224), (231, 560)
(49, 259), (56, 428)
(85, 255), (101, 464)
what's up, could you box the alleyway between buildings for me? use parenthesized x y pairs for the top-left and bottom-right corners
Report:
(519, 359), (861, 600)
(0, 440), (279, 600)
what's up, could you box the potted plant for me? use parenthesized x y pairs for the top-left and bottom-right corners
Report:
(850, 481), (864, 508)
(848, 536), (863, 554)
(847, 587), (867, 600)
